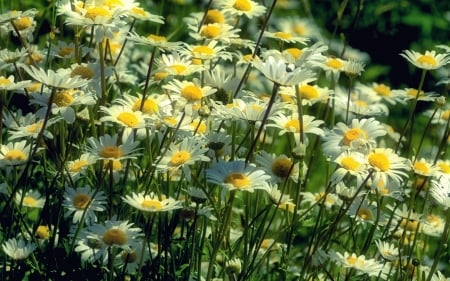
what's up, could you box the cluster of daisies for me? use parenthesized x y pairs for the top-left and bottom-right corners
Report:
(0, 0), (449, 280)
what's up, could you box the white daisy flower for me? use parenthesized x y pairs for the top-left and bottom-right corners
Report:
(14, 189), (45, 208)
(255, 151), (300, 183)
(375, 240), (401, 261)
(263, 30), (309, 45)
(400, 49), (450, 70)
(66, 153), (98, 180)
(163, 79), (217, 104)
(100, 105), (147, 129)
(367, 148), (411, 187)
(220, 0), (266, 19)
(21, 65), (89, 89)
(2, 237), (36, 260)
(331, 151), (368, 186)
(430, 176), (450, 209)
(122, 192), (182, 213)
(155, 137), (210, 180)
(329, 251), (387, 279)
(63, 186), (107, 225)
(127, 32), (181, 50)
(0, 75), (32, 91)
(206, 160), (270, 192)
(86, 133), (141, 161)
(252, 55), (316, 86)
(0, 140), (32, 167)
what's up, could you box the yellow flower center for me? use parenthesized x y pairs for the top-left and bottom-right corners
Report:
(117, 112), (139, 128)
(103, 159), (122, 170)
(200, 25), (221, 39)
(104, 0), (123, 8)
(26, 82), (42, 92)
(293, 25), (306, 36)
(99, 146), (123, 159)
(233, 0), (252, 11)
(357, 208), (373, 220)
(131, 7), (146, 17)
(85, 7), (111, 20)
(438, 162), (450, 174)
(284, 48), (302, 60)
(400, 219), (419, 232)
(413, 161), (429, 175)
(346, 255), (359, 265)
(205, 9), (224, 24)
(0, 77), (12, 86)
(406, 88), (423, 98)
(224, 172), (250, 189)
(193, 46), (214, 55)
(191, 121), (207, 134)
(417, 55), (437, 67)
(141, 199), (163, 210)
(368, 152), (390, 172)
(58, 46), (74, 57)
(314, 192), (335, 205)
(442, 110), (450, 121)
(54, 90), (74, 107)
(4, 150), (27, 161)
(354, 99), (368, 108)
(340, 156), (361, 171)
(121, 250), (138, 263)
(163, 116), (178, 126)
(343, 128), (367, 146)
(71, 65), (94, 80)
(70, 159), (89, 173)
(147, 34), (167, 42)
(73, 193), (91, 210)
(327, 58), (343, 69)
(298, 85), (318, 99)
(23, 196), (37, 207)
(426, 215), (442, 227)
(103, 228), (127, 246)
(181, 85), (203, 101)
(274, 32), (292, 40)
(284, 119), (301, 133)
(271, 157), (293, 178)
(132, 98), (159, 114)
(170, 151), (191, 166)
(374, 84), (391, 97)
(13, 17), (33, 30)
(169, 65), (187, 75)
(27, 122), (43, 134)
(154, 72), (169, 80)
(36, 225), (50, 239)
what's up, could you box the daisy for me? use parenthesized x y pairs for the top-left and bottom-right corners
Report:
(264, 30), (309, 45)
(100, 105), (147, 129)
(21, 65), (89, 89)
(252, 55), (316, 86)
(7, 116), (60, 141)
(301, 191), (342, 209)
(122, 192), (182, 213)
(367, 148), (410, 187)
(206, 160), (270, 192)
(279, 83), (330, 106)
(412, 158), (439, 178)
(15, 189), (45, 208)
(329, 251), (386, 279)
(393, 88), (439, 102)
(255, 151), (300, 183)
(342, 59), (365, 77)
(322, 118), (386, 159)
(0, 75), (31, 91)
(124, 5), (164, 23)
(429, 176), (450, 209)
(355, 82), (403, 105)
(66, 153), (98, 180)
(400, 49), (450, 70)
(114, 241), (149, 274)
(220, 0), (266, 19)
(127, 32), (182, 51)
(155, 137), (210, 180)
(275, 17), (323, 41)
(330, 150), (368, 186)
(2, 237), (37, 260)
(30, 88), (96, 123)
(435, 159), (450, 178)
(0, 47), (27, 68)
(86, 133), (141, 161)
(269, 112), (325, 138)
(75, 218), (143, 264)
(0, 140), (32, 167)
(155, 52), (203, 77)
(182, 40), (232, 62)
(347, 197), (379, 225)
(63, 186), (107, 225)
(421, 214), (444, 237)
(375, 240), (401, 261)
(163, 79), (217, 104)
(192, 23), (241, 42)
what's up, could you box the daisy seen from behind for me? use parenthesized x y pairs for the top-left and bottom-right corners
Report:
(2, 237), (37, 260)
